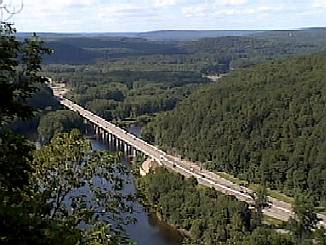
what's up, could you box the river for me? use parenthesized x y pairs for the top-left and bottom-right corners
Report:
(88, 125), (183, 245)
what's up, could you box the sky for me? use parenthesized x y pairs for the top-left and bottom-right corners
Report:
(3, 0), (326, 32)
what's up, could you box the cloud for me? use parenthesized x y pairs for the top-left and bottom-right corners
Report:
(98, 3), (142, 16)
(10, 0), (326, 32)
(24, 0), (97, 11)
(182, 3), (209, 17)
(15, 0), (98, 21)
(217, 0), (248, 6)
(153, 0), (177, 8)
(313, 0), (326, 8)
(181, 0), (249, 18)
(182, 1), (286, 18)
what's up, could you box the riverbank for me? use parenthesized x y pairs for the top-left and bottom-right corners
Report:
(89, 136), (184, 245)
(133, 167), (298, 244)
(132, 159), (186, 242)
(136, 185), (188, 242)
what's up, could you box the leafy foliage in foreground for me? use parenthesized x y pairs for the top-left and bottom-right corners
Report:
(1, 130), (134, 244)
(33, 130), (133, 243)
(145, 52), (326, 204)
(0, 23), (134, 244)
(0, 23), (51, 122)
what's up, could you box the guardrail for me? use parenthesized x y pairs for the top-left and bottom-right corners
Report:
(57, 97), (326, 226)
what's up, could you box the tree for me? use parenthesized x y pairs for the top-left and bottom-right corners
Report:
(0, 23), (134, 244)
(0, 21), (50, 193)
(0, 130), (34, 190)
(314, 227), (326, 245)
(237, 227), (294, 245)
(252, 185), (268, 227)
(289, 193), (319, 242)
(30, 130), (134, 244)
(145, 51), (326, 203)
(0, 22), (51, 123)
(37, 110), (85, 144)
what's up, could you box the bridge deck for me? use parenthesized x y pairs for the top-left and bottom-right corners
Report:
(57, 97), (326, 226)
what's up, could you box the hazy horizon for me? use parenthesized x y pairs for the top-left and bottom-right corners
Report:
(7, 0), (326, 32)
(15, 27), (325, 34)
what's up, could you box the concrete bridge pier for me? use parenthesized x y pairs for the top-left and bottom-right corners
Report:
(83, 118), (88, 125)
(104, 132), (108, 141)
(112, 135), (117, 150)
(124, 144), (131, 156)
(98, 127), (103, 141)
(123, 143), (128, 154)
(83, 119), (89, 134)
(99, 128), (103, 140)
(116, 137), (121, 150)
(107, 134), (113, 149)
(95, 126), (100, 139)
(101, 128), (106, 141)
(108, 133), (113, 143)
(132, 148), (137, 157)
(120, 140), (124, 151)
(127, 144), (132, 156)
(119, 139), (124, 151)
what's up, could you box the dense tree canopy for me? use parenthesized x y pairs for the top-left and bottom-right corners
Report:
(0, 23), (134, 244)
(145, 52), (326, 205)
(43, 28), (326, 125)
(45, 64), (207, 123)
(38, 110), (85, 144)
(0, 22), (50, 191)
(138, 168), (294, 245)
(9, 84), (60, 135)
(2, 19), (326, 244)
(0, 23), (51, 122)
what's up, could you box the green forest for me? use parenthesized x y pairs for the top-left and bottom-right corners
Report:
(44, 63), (209, 123)
(138, 168), (325, 244)
(43, 28), (326, 126)
(38, 110), (85, 144)
(42, 28), (326, 67)
(2, 15), (326, 244)
(145, 52), (326, 206)
(0, 23), (134, 244)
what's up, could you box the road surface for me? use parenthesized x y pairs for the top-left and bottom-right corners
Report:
(51, 84), (325, 226)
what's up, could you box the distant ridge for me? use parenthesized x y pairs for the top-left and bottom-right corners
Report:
(17, 30), (262, 41)
(137, 30), (262, 41)
(17, 28), (326, 41)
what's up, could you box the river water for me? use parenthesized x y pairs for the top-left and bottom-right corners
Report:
(88, 126), (183, 245)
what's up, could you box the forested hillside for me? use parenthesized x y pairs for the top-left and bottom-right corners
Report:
(41, 28), (326, 66)
(185, 34), (326, 71)
(145, 52), (326, 205)
(45, 63), (209, 123)
(44, 28), (326, 124)
(43, 37), (185, 64)
(139, 168), (295, 244)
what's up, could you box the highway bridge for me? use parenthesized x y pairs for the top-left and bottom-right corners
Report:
(52, 86), (325, 226)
